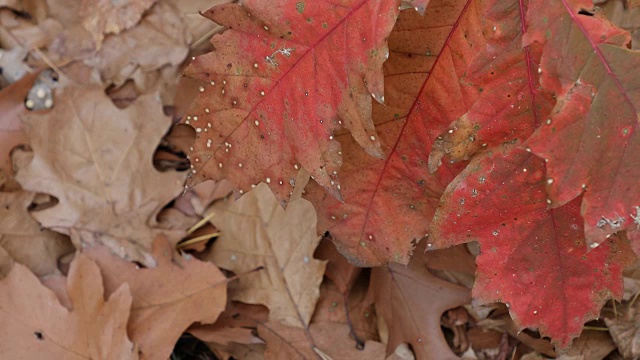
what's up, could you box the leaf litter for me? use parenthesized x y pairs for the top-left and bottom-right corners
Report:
(1, 0), (640, 358)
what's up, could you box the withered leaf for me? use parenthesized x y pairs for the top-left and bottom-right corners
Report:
(84, 236), (227, 360)
(0, 190), (74, 277)
(16, 85), (186, 267)
(0, 253), (137, 359)
(208, 183), (326, 328)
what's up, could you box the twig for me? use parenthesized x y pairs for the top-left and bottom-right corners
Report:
(187, 211), (216, 234)
(176, 232), (220, 249)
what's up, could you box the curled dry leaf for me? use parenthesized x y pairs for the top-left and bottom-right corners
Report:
(0, 253), (137, 359)
(0, 191), (74, 277)
(84, 236), (227, 360)
(182, 0), (402, 202)
(207, 183), (326, 328)
(16, 85), (186, 267)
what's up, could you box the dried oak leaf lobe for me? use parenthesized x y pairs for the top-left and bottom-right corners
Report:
(208, 183), (326, 328)
(16, 85), (186, 267)
(183, 0), (400, 201)
(370, 242), (470, 360)
(0, 191), (74, 277)
(429, 146), (635, 349)
(305, 0), (486, 266)
(524, 0), (640, 248)
(0, 253), (137, 359)
(84, 236), (227, 360)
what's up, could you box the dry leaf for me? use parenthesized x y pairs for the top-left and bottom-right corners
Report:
(371, 243), (471, 360)
(84, 236), (227, 360)
(0, 71), (36, 187)
(80, 0), (156, 45)
(0, 253), (137, 359)
(208, 183), (326, 328)
(605, 308), (640, 359)
(562, 329), (616, 360)
(16, 85), (186, 267)
(311, 278), (378, 343)
(315, 237), (362, 294)
(258, 321), (386, 360)
(0, 190), (74, 277)
(189, 301), (268, 346)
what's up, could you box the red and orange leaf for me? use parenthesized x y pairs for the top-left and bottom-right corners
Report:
(306, 0), (501, 266)
(523, 0), (640, 248)
(429, 146), (635, 349)
(428, 0), (554, 171)
(183, 0), (401, 202)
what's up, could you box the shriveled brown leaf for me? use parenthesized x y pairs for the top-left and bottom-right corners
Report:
(0, 190), (74, 277)
(258, 321), (385, 360)
(16, 85), (186, 267)
(80, 0), (156, 45)
(371, 243), (471, 360)
(84, 236), (227, 360)
(0, 253), (137, 359)
(208, 183), (326, 328)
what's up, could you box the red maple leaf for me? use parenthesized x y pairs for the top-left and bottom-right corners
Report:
(429, 146), (634, 349)
(182, 0), (402, 202)
(524, 0), (640, 249)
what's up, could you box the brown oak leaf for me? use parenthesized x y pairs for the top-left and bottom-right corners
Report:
(16, 85), (186, 267)
(370, 243), (471, 360)
(0, 253), (137, 359)
(0, 190), (74, 277)
(207, 183), (326, 328)
(84, 236), (228, 360)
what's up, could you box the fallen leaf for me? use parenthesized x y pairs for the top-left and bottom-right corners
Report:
(189, 301), (268, 346)
(563, 329), (616, 360)
(208, 183), (326, 328)
(0, 190), (74, 277)
(524, 0), (640, 249)
(311, 277), (379, 343)
(305, 0), (482, 266)
(370, 242), (471, 360)
(427, 0), (553, 171)
(606, 307), (640, 359)
(16, 85), (186, 267)
(79, 0), (157, 45)
(0, 71), (36, 186)
(84, 236), (227, 360)
(258, 321), (386, 360)
(314, 236), (362, 294)
(183, 0), (402, 202)
(0, 253), (137, 359)
(429, 146), (635, 349)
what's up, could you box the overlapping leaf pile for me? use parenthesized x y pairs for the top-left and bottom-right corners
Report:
(180, 0), (640, 353)
(3, 0), (640, 358)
